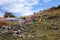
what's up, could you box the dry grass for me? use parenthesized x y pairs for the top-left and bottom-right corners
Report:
(0, 6), (60, 40)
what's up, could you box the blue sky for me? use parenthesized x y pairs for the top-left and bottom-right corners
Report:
(0, 0), (60, 17)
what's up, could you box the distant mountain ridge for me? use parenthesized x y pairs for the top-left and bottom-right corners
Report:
(38, 5), (60, 19)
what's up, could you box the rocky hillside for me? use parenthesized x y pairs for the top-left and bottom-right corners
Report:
(39, 5), (60, 19)
(0, 5), (60, 40)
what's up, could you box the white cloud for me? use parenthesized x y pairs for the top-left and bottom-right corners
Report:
(0, 12), (4, 17)
(0, 0), (39, 16)
(43, 0), (51, 2)
(0, 0), (16, 5)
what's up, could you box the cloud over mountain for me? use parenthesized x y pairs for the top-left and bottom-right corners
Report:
(0, 0), (60, 16)
(0, 0), (39, 16)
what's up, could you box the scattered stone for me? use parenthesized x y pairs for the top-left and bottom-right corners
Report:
(13, 31), (17, 34)
(53, 27), (58, 30)
(47, 26), (58, 30)
(0, 30), (8, 33)
(18, 33), (26, 38)
(28, 34), (34, 38)
(18, 34), (22, 38)
(13, 34), (17, 36)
